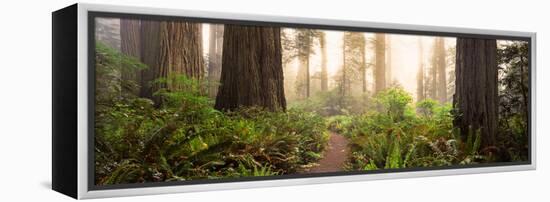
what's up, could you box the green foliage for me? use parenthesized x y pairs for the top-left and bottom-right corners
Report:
(96, 98), (329, 184)
(416, 99), (437, 117)
(95, 42), (147, 102)
(374, 87), (413, 121)
(342, 90), (490, 171)
(95, 43), (329, 185)
(496, 41), (529, 162)
(327, 115), (354, 134)
(94, 40), (528, 184)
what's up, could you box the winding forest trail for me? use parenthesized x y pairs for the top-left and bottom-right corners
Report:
(308, 132), (350, 173)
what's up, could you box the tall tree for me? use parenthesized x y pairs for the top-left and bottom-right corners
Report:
(95, 18), (121, 51)
(320, 32), (328, 92)
(436, 38), (447, 103)
(374, 33), (386, 94)
(360, 33), (367, 93)
(342, 32), (366, 95)
(386, 35), (392, 83)
(417, 37), (425, 101)
(139, 20), (161, 99)
(121, 19), (141, 58)
(120, 19), (141, 95)
(139, 20), (204, 100)
(497, 41), (529, 144)
(453, 38), (498, 148)
(215, 25), (286, 111)
(294, 29), (319, 99)
(207, 24), (224, 97)
(429, 38), (438, 100)
(281, 29), (298, 102)
(341, 33), (347, 98)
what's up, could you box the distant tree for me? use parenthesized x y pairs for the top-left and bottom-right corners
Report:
(281, 28), (298, 101)
(436, 38), (447, 103)
(429, 38), (438, 100)
(416, 37), (425, 102)
(374, 33), (386, 94)
(294, 29), (321, 99)
(215, 25), (286, 111)
(453, 38), (498, 148)
(386, 35), (392, 83)
(341, 33), (347, 98)
(341, 32), (366, 95)
(207, 24), (224, 97)
(95, 18), (121, 51)
(320, 32), (329, 92)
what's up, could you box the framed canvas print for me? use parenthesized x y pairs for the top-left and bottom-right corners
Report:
(52, 3), (536, 199)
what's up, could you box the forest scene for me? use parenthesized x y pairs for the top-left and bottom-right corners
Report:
(93, 17), (529, 186)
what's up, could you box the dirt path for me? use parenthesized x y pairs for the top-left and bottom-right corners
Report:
(308, 132), (350, 173)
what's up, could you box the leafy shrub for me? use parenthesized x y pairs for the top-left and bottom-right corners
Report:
(327, 115), (353, 134)
(416, 99), (437, 117)
(374, 87), (412, 121)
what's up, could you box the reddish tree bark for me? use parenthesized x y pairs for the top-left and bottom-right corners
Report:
(453, 38), (498, 148)
(215, 25), (286, 111)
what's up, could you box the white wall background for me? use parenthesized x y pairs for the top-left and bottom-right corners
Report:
(0, 0), (547, 201)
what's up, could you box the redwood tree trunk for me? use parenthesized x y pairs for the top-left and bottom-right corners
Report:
(361, 34), (367, 93)
(417, 37), (425, 101)
(386, 35), (392, 83)
(305, 38), (311, 98)
(121, 19), (141, 58)
(120, 19), (141, 94)
(320, 33), (328, 92)
(139, 21), (204, 100)
(430, 38), (438, 100)
(436, 38), (447, 103)
(374, 33), (386, 94)
(341, 33), (347, 98)
(139, 20), (161, 99)
(214, 25), (286, 111)
(157, 21), (204, 82)
(453, 38), (498, 148)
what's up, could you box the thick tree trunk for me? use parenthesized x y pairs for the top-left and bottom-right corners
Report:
(121, 19), (141, 58)
(157, 21), (204, 81)
(436, 38), (447, 103)
(139, 20), (161, 99)
(417, 37), (425, 101)
(120, 19), (141, 95)
(139, 21), (204, 100)
(215, 25), (286, 111)
(453, 38), (498, 148)
(374, 34), (386, 94)
(320, 33), (328, 92)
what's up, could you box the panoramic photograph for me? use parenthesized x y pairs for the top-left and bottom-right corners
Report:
(93, 17), (530, 186)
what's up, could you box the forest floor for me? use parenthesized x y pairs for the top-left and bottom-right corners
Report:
(307, 132), (350, 173)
